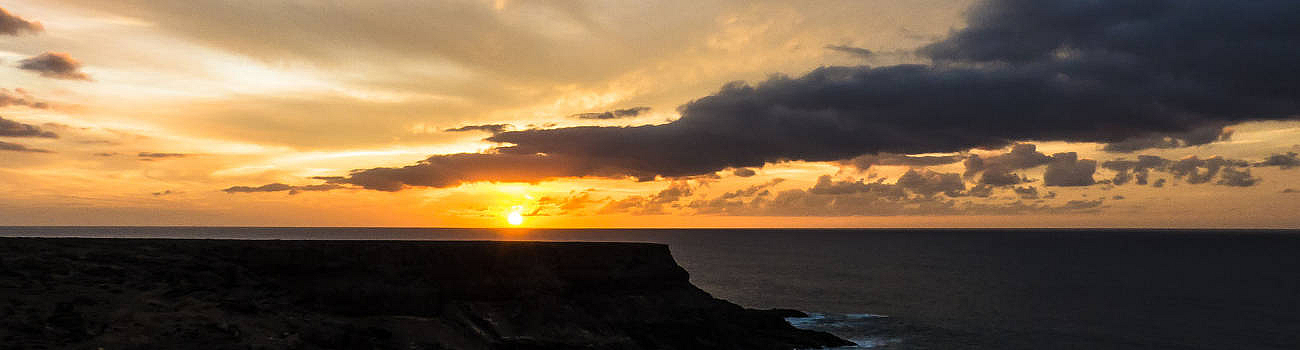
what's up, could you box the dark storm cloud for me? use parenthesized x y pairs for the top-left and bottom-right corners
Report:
(17, 52), (92, 81)
(825, 45), (873, 58)
(137, 152), (187, 159)
(0, 89), (51, 109)
(251, 0), (1300, 192)
(0, 141), (51, 153)
(0, 6), (43, 35)
(444, 124), (511, 134)
(0, 117), (58, 138)
(222, 183), (342, 194)
(570, 106), (652, 120)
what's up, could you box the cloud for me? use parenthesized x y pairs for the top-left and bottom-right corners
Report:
(841, 153), (962, 171)
(222, 183), (342, 195)
(444, 123), (511, 134)
(978, 167), (1027, 186)
(650, 181), (693, 204)
(137, 152), (187, 159)
(808, 175), (905, 198)
(1043, 153), (1096, 187)
(534, 191), (609, 215)
(732, 168), (757, 177)
(0, 6), (43, 35)
(0, 117), (58, 138)
(0, 141), (51, 153)
(1255, 152), (1300, 169)
(1283, 188), (1299, 194)
(1168, 156), (1248, 185)
(962, 144), (1051, 186)
(687, 179), (785, 214)
(244, 0), (1300, 192)
(825, 45), (873, 58)
(1217, 167), (1259, 187)
(966, 184), (994, 198)
(1013, 186), (1039, 200)
(0, 88), (51, 109)
(896, 169), (965, 197)
(1101, 156), (1170, 185)
(678, 176), (1104, 217)
(327, 152), (648, 191)
(1101, 154), (1262, 187)
(570, 106), (652, 120)
(596, 181), (697, 215)
(963, 144), (1052, 178)
(17, 52), (93, 81)
(1101, 125), (1234, 153)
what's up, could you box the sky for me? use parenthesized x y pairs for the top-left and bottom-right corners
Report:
(1, 0), (1298, 228)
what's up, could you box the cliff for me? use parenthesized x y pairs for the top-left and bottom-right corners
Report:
(0, 238), (851, 349)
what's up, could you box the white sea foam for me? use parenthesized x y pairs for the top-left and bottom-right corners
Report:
(788, 312), (897, 349)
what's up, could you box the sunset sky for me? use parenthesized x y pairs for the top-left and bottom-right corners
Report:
(1, 0), (1298, 228)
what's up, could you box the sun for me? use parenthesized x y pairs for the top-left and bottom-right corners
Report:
(506, 210), (524, 226)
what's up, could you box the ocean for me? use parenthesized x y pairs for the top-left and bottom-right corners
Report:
(2, 227), (1297, 349)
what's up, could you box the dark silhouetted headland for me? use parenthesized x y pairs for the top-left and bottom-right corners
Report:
(0, 238), (850, 349)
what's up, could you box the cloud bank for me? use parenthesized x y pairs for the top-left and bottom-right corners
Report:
(239, 0), (1300, 192)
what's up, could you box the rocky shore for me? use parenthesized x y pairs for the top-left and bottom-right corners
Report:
(0, 238), (851, 349)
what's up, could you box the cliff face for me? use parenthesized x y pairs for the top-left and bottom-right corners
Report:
(0, 238), (851, 349)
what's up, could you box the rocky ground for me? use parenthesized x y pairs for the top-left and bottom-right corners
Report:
(0, 238), (851, 349)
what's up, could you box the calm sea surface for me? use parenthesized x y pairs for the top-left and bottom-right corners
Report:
(3, 227), (1298, 349)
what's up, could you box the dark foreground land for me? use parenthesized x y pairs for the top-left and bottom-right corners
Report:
(0, 238), (850, 349)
